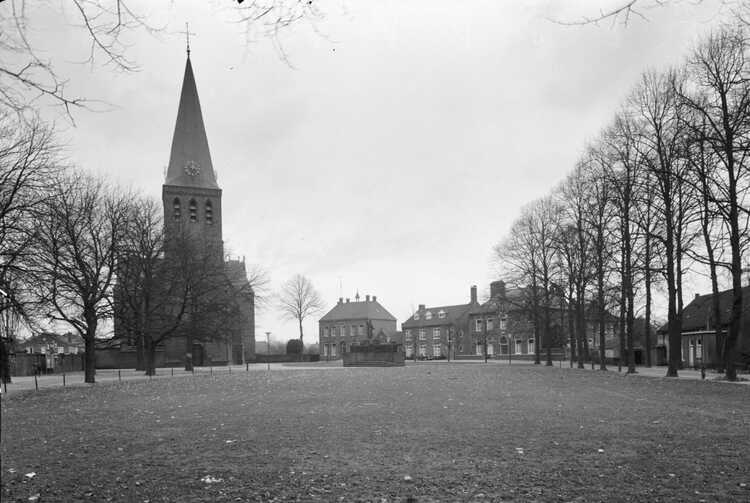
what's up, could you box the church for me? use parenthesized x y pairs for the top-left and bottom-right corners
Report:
(110, 50), (255, 369)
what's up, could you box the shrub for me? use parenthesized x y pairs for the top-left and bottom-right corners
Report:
(286, 339), (303, 355)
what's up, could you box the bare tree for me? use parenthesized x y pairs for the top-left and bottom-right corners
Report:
(277, 274), (324, 345)
(678, 25), (750, 380)
(0, 1), (325, 120)
(27, 171), (129, 383)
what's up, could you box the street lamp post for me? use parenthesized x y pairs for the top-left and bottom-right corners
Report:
(265, 331), (271, 372)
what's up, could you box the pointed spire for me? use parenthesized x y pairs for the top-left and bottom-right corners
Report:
(165, 54), (219, 189)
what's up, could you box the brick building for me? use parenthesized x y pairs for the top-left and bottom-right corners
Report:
(659, 286), (750, 369)
(401, 285), (480, 359)
(318, 294), (397, 359)
(113, 51), (255, 368)
(459, 280), (566, 360)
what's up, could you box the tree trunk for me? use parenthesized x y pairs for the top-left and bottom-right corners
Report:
(568, 299), (576, 368)
(84, 333), (96, 383)
(145, 335), (156, 376)
(185, 330), (194, 371)
(644, 233), (653, 367)
(135, 333), (145, 371)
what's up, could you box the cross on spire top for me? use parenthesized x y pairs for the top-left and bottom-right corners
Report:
(180, 22), (196, 57)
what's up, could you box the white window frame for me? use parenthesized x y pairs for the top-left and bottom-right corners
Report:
(515, 339), (522, 355)
(528, 338), (535, 354)
(486, 318), (494, 331)
(405, 329), (412, 341)
(433, 327), (441, 339)
(425, 311), (432, 320)
(475, 319), (482, 332)
(432, 343), (441, 357)
(438, 310), (446, 319)
(419, 329), (426, 341)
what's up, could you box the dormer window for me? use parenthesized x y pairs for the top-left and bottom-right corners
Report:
(425, 311), (432, 320)
(414, 314), (420, 321)
(173, 198), (181, 220)
(205, 200), (213, 225)
(189, 199), (197, 222)
(438, 310), (446, 319)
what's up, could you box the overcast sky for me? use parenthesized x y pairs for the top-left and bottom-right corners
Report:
(29, 0), (732, 343)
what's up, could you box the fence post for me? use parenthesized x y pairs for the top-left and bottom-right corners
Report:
(63, 372), (66, 387)
(210, 366), (213, 377)
(118, 369), (121, 382)
(246, 362), (249, 372)
(34, 374), (38, 391)
(228, 365), (231, 374)
(171, 367), (174, 376)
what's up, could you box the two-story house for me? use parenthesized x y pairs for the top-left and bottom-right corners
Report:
(401, 286), (480, 359)
(318, 294), (397, 359)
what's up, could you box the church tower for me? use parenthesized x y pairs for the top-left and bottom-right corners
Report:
(162, 53), (223, 256)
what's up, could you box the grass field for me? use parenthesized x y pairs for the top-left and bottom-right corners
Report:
(2, 363), (749, 502)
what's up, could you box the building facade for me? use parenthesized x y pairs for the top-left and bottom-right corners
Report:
(662, 286), (750, 368)
(113, 52), (255, 368)
(401, 285), (480, 359)
(319, 294), (397, 359)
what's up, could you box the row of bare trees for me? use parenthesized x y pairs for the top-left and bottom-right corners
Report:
(496, 25), (749, 381)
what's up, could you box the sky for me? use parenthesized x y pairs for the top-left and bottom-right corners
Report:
(22, 0), (734, 343)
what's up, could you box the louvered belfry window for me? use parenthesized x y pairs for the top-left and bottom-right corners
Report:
(189, 199), (197, 222)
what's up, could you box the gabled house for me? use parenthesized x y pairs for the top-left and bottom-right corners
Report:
(318, 294), (398, 359)
(662, 286), (750, 368)
(401, 285), (480, 359)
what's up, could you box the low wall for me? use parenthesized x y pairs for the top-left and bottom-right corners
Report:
(252, 354), (320, 363)
(343, 344), (404, 367)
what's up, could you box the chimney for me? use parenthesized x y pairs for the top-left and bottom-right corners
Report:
(695, 293), (700, 300)
(366, 295), (371, 302)
(372, 295), (377, 302)
(338, 297), (343, 304)
(490, 280), (506, 300)
(346, 298), (350, 303)
(418, 304), (425, 311)
(470, 285), (477, 304)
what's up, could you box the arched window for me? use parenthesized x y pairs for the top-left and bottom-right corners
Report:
(172, 198), (181, 220)
(205, 200), (213, 225)
(499, 336), (508, 355)
(188, 199), (197, 222)
(425, 311), (432, 320)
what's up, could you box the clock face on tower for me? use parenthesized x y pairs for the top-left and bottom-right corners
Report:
(183, 160), (201, 177)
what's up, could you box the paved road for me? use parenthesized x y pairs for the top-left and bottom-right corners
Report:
(2, 359), (746, 395)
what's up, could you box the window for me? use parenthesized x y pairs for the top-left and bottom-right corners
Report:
(487, 343), (494, 356)
(500, 316), (507, 331)
(433, 343), (441, 357)
(323, 344), (329, 357)
(406, 346), (413, 357)
(331, 344), (337, 357)
(528, 338), (535, 354)
(487, 318), (494, 330)
(433, 327), (441, 339)
(475, 343), (483, 356)
(697, 338), (703, 358)
(188, 199), (198, 222)
(419, 343), (427, 356)
(419, 329), (426, 341)
(172, 198), (181, 220)
(405, 329), (412, 341)
(425, 311), (432, 320)
(341, 325), (346, 337)
(515, 339), (522, 354)
(359, 325), (364, 336)
(414, 313), (420, 320)
(475, 319), (482, 332)
(205, 200), (213, 225)
(438, 310), (446, 319)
